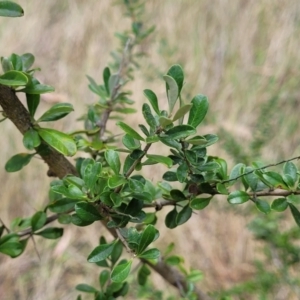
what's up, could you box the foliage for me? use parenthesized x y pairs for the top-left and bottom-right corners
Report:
(1, 1), (300, 299)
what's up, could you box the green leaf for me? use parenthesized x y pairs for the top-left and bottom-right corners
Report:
(122, 134), (141, 150)
(190, 197), (212, 210)
(158, 116), (173, 128)
(255, 199), (271, 214)
(107, 175), (127, 188)
(172, 104), (192, 122)
(48, 198), (79, 213)
(21, 53), (35, 71)
(165, 207), (178, 229)
(0, 242), (23, 257)
(177, 162), (189, 183)
(170, 189), (186, 201)
(51, 184), (86, 200)
(111, 240), (123, 265)
(5, 153), (34, 172)
(111, 260), (132, 283)
(99, 270), (110, 289)
(165, 125), (196, 140)
(228, 191), (250, 204)
(22, 83), (55, 94)
(289, 203), (300, 227)
(1, 57), (13, 72)
(23, 128), (41, 150)
(262, 171), (288, 189)
(271, 198), (288, 212)
(37, 103), (74, 122)
(0, 1), (23, 17)
(143, 89), (160, 115)
(187, 270), (204, 282)
(176, 205), (192, 225)
(216, 183), (228, 195)
(105, 149), (121, 175)
(137, 224), (157, 254)
(187, 95), (209, 128)
(186, 135), (208, 145)
(71, 214), (94, 227)
(37, 128), (77, 156)
(0, 70), (27, 86)
(163, 75), (178, 114)
(138, 264), (151, 286)
(26, 93), (40, 117)
(31, 211), (47, 231)
(116, 121), (145, 141)
(146, 154), (172, 168)
(142, 103), (157, 129)
(108, 73), (118, 97)
(35, 227), (63, 239)
(165, 255), (182, 266)
(58, 214), (71, 224)
(84, 162), (102, 192)
(284, 161), (298, 182)
(88, 242), (115, 263)
(138, 248), (160, 260)
(103, 67), (111, 94)
(76, 284), (99, 293)
(167, 64), (184, 95)
(75, 202), (103, 222)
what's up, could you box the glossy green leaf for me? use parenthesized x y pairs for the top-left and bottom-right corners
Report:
(138, 248), (160, 260)
(38, 103), (74, 122)
(111, 240), (123, 265)
(187, 95), (209, 128)
(163, 75), (178, 114)
(229, 163), (245, 184)
(228, 191), (250, 204)
(84, 162), (102, 191)
(88, 242), (115, 263)
(26, 93), (40, 117)
(9, 53), (22, 70)
(145, 154), (172, 168)
(289, 203), (300, 227)
(143, 89), (160, 115)
(167, 64), (184, 94)
(165, 124), (196, 140)
(163, 171), (178, 182)
(0, 70), (27, 86)
(116, 121), (144, 141)
(172, 104), (192, 122)
(23, 128), (41, 150)
(76, 284), (99, 293)
(176, 205), (192, 225)
(255, 199), (271, 214)
(22, 83), (55, 94)
(111, 260), (132, 283)
(37, 128), (77, 156)
(0, 1), (24, 17)
(271, 198), (288, 212)
(170, 189), (186, 201)
(142, 103), (157, 129)
(165, 207), (178, 229)
(190, 197), (212, 210)
(105, 149), (121, 175)
(5, 153), (34, 172)
(35, 227), (63, 239)
(31, 211), (47, 231)
(75, 202), (103, 222)
(137, 225), (157, 254)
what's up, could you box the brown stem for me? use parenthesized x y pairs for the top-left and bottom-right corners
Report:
(0, 85), (78, 178)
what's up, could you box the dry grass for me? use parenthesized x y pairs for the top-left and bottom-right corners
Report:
(1, 0), (300, 299)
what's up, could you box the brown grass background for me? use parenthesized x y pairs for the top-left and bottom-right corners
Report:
(1, 0), (300, 299)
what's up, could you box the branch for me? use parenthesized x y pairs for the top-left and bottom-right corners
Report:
(222, 155), (300, 184)
(0, 85), (78, 178)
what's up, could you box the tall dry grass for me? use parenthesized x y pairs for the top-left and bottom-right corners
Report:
(1, 0), (300, 299)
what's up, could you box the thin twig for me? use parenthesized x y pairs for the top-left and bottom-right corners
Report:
(0, 217), (10, 233)
(222, 155), (300, 184)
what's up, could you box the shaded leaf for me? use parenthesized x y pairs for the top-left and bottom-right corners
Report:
(26, 93), (40, 117)
(271, 198), (288, 212)
(23, 128), (41, 150)
(137, 225), (157, 254)
(35, 227), (63, 239)
(143, 89), (159, 115)
(190, 197), (212, 210)
(176, 205), (192, 225)
(163, 75), (178, 114)
(167, 64), (184, 94)
(31, 211), (47, 231)
(172, 104), (192, 122)
(75, 202), (103, 222)
(5, 153), (34, 172)
(76, 284), (99, 293)
(289, 203), (300, 227)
